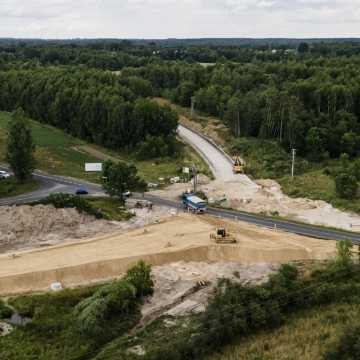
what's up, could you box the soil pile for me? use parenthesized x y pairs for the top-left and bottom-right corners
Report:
(0, 204), (174, 253)
(0, 205), (116, 251)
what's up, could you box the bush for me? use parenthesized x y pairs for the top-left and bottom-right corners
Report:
(324, 323), (360, 360)
(38, 193), (103, 218)
(142, 262), (360, 360)
(0, 300), (13, 319)
(74, 261), (153, 337)
(125, 260), (154, 298)
(335, 172), (358, 199)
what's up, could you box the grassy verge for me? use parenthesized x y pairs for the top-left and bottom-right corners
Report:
(208, 302), (360, 360)
(87, 197), (133, 221)
(0, 111), (211, 185)
(0, 178), (39, 198)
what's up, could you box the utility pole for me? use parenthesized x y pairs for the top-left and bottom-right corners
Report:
(192, 164), (197, 193)
(237, 110), (240, 137)
(291, 148), (296, 179)
(190, 97), (196, 117)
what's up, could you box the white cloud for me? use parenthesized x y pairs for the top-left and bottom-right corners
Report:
(0, 0), (359, 38)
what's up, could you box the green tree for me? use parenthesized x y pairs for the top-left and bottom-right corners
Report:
(335, 172), (358, 199)
(6, 108), (36, 182)
(102, 160), (146, 204)
(335, 239), (353, 269)
(297, 42), (309, 54)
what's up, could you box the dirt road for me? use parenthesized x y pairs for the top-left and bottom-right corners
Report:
(0, 214), (336, 295)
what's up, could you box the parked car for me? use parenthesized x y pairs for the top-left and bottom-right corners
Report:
(75, 188), (89, 195)
(0, 170), (11, 180)
(123, 190), (132, 198)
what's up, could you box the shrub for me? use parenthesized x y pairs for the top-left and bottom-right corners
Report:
(125, 260), (154, 298)
(335, 172), (358, 199)
(324, 323), (360, 360)
(38, 193), (103, 218)
(74, 261), (153, 337)
(0, 300), (13, 319)
(335, 239), (354, 270)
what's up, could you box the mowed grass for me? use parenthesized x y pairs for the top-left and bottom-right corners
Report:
(0, 112), (210, 184)
(208, 302), (360, 360)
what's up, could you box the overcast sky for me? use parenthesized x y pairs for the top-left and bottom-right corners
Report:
(0, 0), (359, 39)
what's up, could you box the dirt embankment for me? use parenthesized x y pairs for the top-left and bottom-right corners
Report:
(0, 214), (336, 295)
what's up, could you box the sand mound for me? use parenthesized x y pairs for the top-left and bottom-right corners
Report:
(0, 205), (117, 251)
(0, 204), (176, 254)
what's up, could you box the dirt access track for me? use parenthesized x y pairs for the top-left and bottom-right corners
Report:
(0, 214), (336, 295)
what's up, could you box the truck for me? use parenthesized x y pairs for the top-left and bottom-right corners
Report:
(182, 193), (207, 213)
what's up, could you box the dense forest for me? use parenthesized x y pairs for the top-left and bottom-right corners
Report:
(2, 40), (360, 161)
(0, 67), (178, 155)
(123, 58), (360, 160)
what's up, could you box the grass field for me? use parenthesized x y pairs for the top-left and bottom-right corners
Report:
(0, 112), (210, 184)
(0, 178), (40, 198)
(208, 302), (360, 360)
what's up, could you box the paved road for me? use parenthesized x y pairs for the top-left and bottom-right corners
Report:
(178, 124), (255, 188)
(0, 166), (104, 205)
(2, 125), (360, 242)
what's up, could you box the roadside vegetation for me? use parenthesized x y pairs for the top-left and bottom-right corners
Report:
(1, 241), (360, 359)
(0, 111), (210, 185)
(35, 193), (133, 222)
(0, 177), (39, 198)
(0, 261), (153, 360)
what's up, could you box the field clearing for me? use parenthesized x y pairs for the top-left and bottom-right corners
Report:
(0, 112), (210, 183)
(208, 302), (360, 360)
(0, 213), (336, 295)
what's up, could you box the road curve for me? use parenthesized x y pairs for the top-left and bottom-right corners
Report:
(178, 125), (234, 180)
(178, 125), (256, 190)
(1, 126), (360, 242)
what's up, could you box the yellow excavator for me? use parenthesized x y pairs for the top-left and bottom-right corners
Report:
(210, 228), (237, 244)
(233, 156), (244, 174)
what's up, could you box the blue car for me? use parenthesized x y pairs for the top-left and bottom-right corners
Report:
(75, 188), (89, 195)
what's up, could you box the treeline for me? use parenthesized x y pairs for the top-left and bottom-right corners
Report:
(3, 41), (360, 71)
(0, 67), (178, 153)
(127, 58), (360, 160)
(0, 45), (150, 71)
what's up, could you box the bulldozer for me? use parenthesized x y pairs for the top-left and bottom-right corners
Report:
(210, 228), (237, 244)
(233, 156), (244, 174)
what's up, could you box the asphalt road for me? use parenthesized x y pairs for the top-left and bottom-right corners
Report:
(2, 123), (360, 243)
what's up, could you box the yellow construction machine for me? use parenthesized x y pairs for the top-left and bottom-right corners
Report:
(233, 156), (244, 174)
(210, 228), (237, 244)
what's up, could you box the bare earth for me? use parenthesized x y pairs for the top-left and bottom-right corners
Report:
(0, 204), (174, 253)
(151, 177), (360, 231)
(0, 213), (336, 295)
(175, 112), (360, 231)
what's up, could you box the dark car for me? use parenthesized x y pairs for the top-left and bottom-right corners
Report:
(75, 188), (89, 195)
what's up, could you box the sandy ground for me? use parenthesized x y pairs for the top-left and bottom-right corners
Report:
(0, 204), (174, 253)
(176, 114), (360, 231)
(0, 213), (336, 295)
(142, 261), (278, 321)
(151, 177), (360, 231)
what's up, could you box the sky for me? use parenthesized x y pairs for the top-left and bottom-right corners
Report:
(0, 0), (359, 39)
